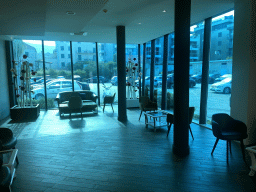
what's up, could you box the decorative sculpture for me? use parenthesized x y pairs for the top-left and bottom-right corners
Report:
(126, 57), (141, 99)
(10, 55), (36, 108)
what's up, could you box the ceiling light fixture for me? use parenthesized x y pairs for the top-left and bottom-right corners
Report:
(163, 10), (166, 13)
(70, 32), (87, 36)
(138, 23), (141, 24)
(66, 11), (76, 15)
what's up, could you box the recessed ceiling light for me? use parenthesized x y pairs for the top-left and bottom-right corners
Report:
(66, 11), (76, 15)
(138, 23), (141, 24)
(163, 10), (166, 13)
(70, 33), (75, 36)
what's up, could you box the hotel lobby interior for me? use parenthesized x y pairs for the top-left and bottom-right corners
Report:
(1, 0), (256, 191)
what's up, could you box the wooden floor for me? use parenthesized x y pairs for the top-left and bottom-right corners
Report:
(1, 106), (255, 192)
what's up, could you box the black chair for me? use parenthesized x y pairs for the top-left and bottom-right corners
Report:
(68, 96), (83, 119)
(211, 113), (248, 162)
(166, 107), (195, 140)
(103, 93), (116, 113)
(0, 128), (19, 165)
(0, 157), (12, 192)
(139, 96), (158, 121)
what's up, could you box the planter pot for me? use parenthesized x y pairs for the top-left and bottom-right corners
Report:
(126, 99), (139, 108)
(10, 104), (40, 121)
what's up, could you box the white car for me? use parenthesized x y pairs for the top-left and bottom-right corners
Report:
(32, 79), (82, 100)
(210, 77), (232, 94)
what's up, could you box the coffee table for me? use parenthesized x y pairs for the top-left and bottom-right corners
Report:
(144, 111), (167, 132)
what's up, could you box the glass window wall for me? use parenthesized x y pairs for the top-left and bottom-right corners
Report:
(189, 21), (204, 123)
(207, 11), (234, 124)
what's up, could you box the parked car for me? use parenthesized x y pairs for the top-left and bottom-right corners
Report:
(167, 74), (196, 88)
(135, 76), (150, 87)
(215, 74), (232, 83)
(76, 81), (90, 90)
(167, 74), (174, 88)
(208, 73), (220, 84)
(111, 76), (118, 85)
(191, 74), (202, 83)
(87, 76), (105, 83)
(210, 77), (232, 94)
(32, 79), (82, 100)
(154, 76), (162, 87)
(31, 78), (52, 86)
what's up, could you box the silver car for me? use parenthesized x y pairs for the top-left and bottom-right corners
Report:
(32, 79), (82, 100)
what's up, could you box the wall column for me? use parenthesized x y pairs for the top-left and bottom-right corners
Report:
(173, 0), (191, 157)
(232, 0), (256, 145)
(116, 26), (127, 121)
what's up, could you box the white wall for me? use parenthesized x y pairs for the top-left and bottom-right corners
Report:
(232, 0), (256, 145)
(0, 39), (10, 120)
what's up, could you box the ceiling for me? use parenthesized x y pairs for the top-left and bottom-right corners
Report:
(0, 0), (234, 44)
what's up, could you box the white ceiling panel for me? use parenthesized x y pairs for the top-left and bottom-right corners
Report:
(0, 0), (234, 44)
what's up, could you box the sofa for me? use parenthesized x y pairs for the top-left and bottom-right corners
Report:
(56, 91), (98, 117)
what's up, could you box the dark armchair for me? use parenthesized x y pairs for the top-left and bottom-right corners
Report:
(166, 107), (195, 140)
(68, 96), (83, 119)
(211, 113), (248, 162)
(0, 128), (19, 165)
(103, 93), (116, 113)
(139, 96), (158, 121)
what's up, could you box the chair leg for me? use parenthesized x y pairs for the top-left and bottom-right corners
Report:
(211, 138), (219, 155)
(111, 104), (114, 112)
(69, 112), (71, 119)
(227, 140), (229, 162)
(167, 123), (172, 138)
(103, 104), (105, 113)
(189, 125), (194, 140)
(229, 140), (232, 154)
(13, 147), (19, 165)
(240, 139), (246, 162)
(80, 109), (83, 119)
(139, 111), (143, 121)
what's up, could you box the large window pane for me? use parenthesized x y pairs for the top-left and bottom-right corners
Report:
(43, 41), (72, 109)
(154, 37), (164, 108)
(98, 43), (117, 105)
(144, 41), (151, 96)
(190, 21), (204, 123)
(167, 33), (174, 112)
(72, 42), (97, 95)
(207, 11), (234, 124)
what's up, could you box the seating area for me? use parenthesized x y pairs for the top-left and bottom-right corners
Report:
(0, 109), (255, 192)
(56, 91), (98, 118)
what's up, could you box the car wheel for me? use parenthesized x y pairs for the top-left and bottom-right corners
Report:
(35, 94), (45, 100)
(223, 87), (231, 94)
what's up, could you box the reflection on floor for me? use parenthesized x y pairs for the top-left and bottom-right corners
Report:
(0, 106), (255, 192)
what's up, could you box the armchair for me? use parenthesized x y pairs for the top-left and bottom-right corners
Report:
(0, 128), (19, 164)
(166, 107), (195, 140)
(103, 93), (116, 113)
(68, 96), (83, 119)
(211, 113), (248, 162)
(139, 96), (158, 121)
